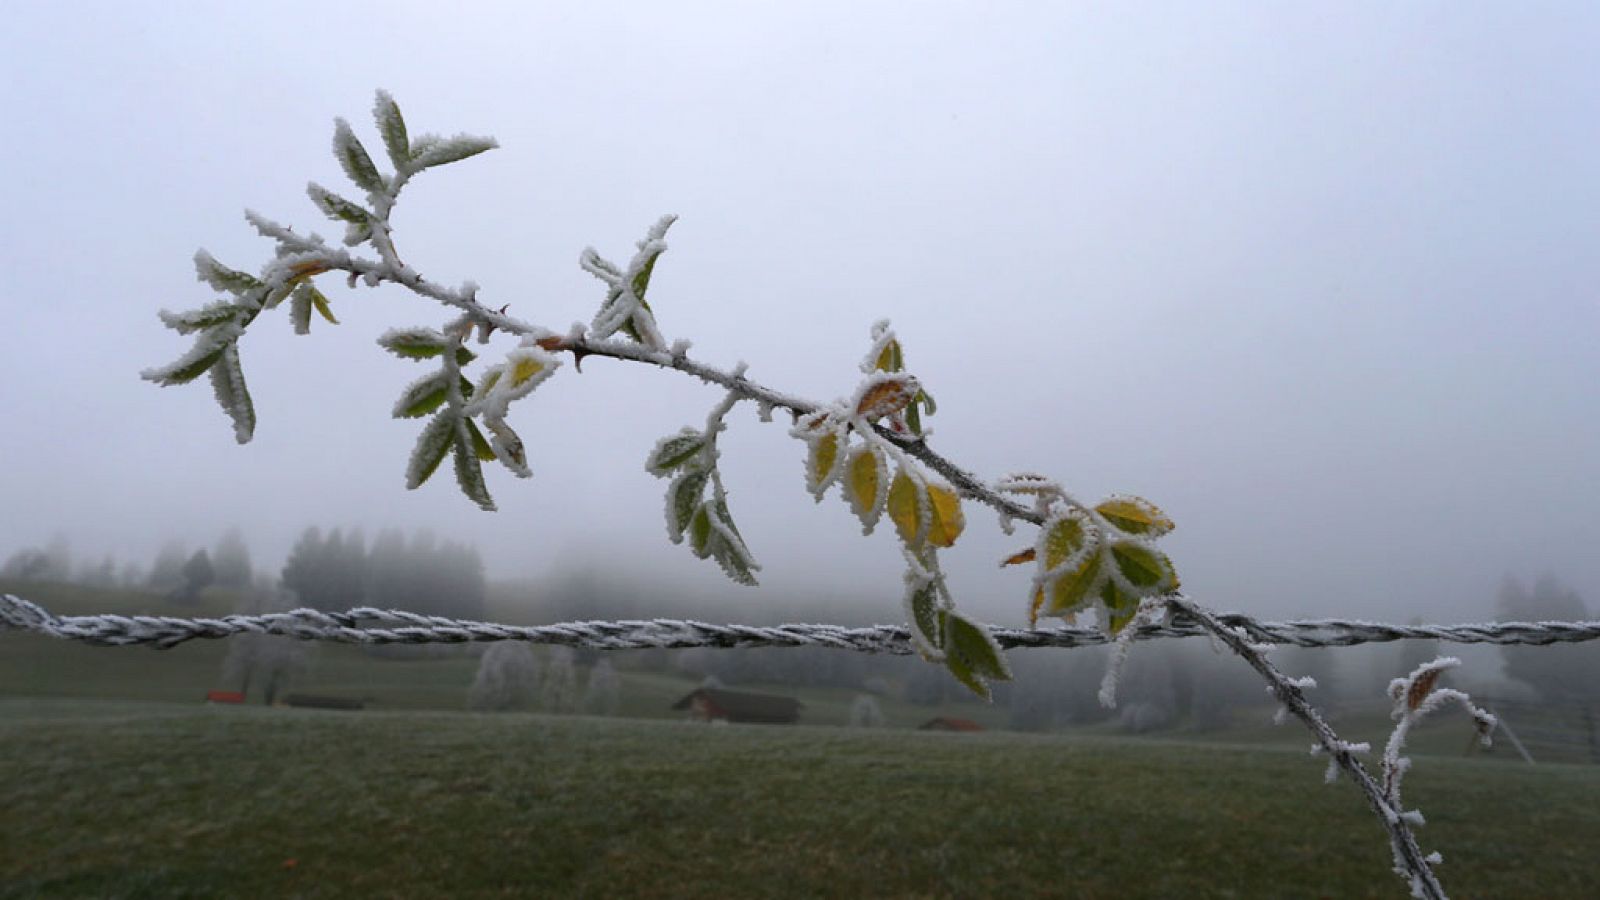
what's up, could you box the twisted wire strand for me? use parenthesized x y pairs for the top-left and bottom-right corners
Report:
(5, 593), (1600, 653)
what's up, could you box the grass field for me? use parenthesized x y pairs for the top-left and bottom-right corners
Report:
(3, 698), (1599, 898)
(5, 580), (1599, 896)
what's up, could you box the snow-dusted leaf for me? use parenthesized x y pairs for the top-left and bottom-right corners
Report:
(944, 611), (1011, 684)
(306, 183), (372, 225)
(193, 250), (261, 295)
(1100, 579), (1141, 633)
(708, 531), (759, 586)
(1045, 552), (1102, 618)
(925, 483), (964, 548)
(887, 468), (927, 546)
(1108, 541), (1178, 594)
(392, 369), (453, 419)
(373, 90), (410, 170)
(451, 426), (495, 511)
(805, 430), (846, 500)
(1039, 510), (1092, 572)
(464, 418), (496, 462)
(873, 337), (903, 373)
(208, 343), (254, 444)
(141, 324), (239, 386)
(289, 283), (315, 335)
(405, 412), (455, 489)
(333, 118), (385, 194)
(410, 133), (498, 170)
(995, 472), (1062, 497)
(484, 417), (529, 476)
(1095, 496), (1175, 538)
(1028, 585), (1046, 627)
(665, 467), (710, 542)
(689, 504), (714, 559)
(646, 430), (705, 478)
(944, 647), (990, 700)
(903, 580), (944, 660)
(843, 443), (888, 533)
(159, 301), (240, 335)
(854, 372), (918, 421)
(378, 328), (476, 364)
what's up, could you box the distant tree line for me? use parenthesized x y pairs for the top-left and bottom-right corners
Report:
(280, 527), (486, 620)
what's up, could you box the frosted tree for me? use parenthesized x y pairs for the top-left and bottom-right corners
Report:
(540, 647), (578, 714)
(580, 658), (621, 717)
(849, 694), (886, 728)
(468, 641), (540, 711)
(221, 590), (310, 704)
(140, 91), (1499, 899)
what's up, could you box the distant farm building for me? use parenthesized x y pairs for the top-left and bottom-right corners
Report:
(284, 693), (365, 711)
(672, 688), (802, 724)
(204, 690), (245, 705)
(919, 717), (983, 733)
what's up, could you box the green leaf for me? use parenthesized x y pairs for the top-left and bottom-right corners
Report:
(1100, 579), (1142, 633)
(647, 430), (705, 477)
(711, 490), (744, 542)
(410, 135), (498, 170)
(451, 426), (496, 511)
(208, 344), (254, 444)
(193, 251), (261, 295)
(666, 467), (711, 542)
(943, 611), (1012, 683)
(307, 183), (372, 225)
(903, 580), (944, 659)
(142, 326), (236, 386)
(1045, 552), (1102, 618)
(632, 248), (664, 306)
(1095, 496), (1175, 538)
(1109, 542), (1178, 593)
(464, 418), (496, 462)
(333, 118), (386, 194)
(689, 504), (714, 559)
(405, 412), (455, 489)
(708, 530), (759, 586)
(392, 370), (451, 419)
(308, 284), (338, 324)
(943, 647), (990, 700)
(373, 90), (410, 169)
(377, 328), (476, 364)
(158, 301), (239, 335)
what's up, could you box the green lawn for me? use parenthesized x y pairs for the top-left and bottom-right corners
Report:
(2, 698), (1597, 898)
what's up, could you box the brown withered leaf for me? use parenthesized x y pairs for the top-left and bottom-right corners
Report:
(1001, 547), (1036, 567)
(855, 375), (917, 421)
(1407, 668), (1444, 711)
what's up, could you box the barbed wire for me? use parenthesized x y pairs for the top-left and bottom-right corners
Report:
(5, 593), (1600, 653)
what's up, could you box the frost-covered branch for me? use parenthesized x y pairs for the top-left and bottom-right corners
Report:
(1167, 595), (1448, 900)
(138, 91), (1537, 898)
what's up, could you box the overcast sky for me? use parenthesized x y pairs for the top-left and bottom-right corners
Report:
(2, 2), (1596, 625)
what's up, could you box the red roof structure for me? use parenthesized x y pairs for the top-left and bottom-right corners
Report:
(918, 716), (984, 732)
(672, 687), (802, 724)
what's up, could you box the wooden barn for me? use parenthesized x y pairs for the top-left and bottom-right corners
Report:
(918, 716), (984, 733)
(672, 688), (802, 725)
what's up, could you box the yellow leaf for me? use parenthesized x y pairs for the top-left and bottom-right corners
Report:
(1028, 585), (1045, 627)
(511, 355), (544, 387)
(887, 468), (923, 545)
(1095, 496), (1174, 537)
(807, 432), (840, 496)
(1041, 512), (1089, 570)
(925, 483), (964, 548)
(844, 444), (885, 531)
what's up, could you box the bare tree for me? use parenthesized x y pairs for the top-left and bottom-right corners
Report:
(580, 658), (621, 716)
(849, 694), (886, 728)
(540, 646), (578, 714)
(468, 642), (541, 711)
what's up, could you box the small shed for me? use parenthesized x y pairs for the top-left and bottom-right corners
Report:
(204, 690), (245, 705)
(919, 716), (984, 733)
(672, 687), (802, 725)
